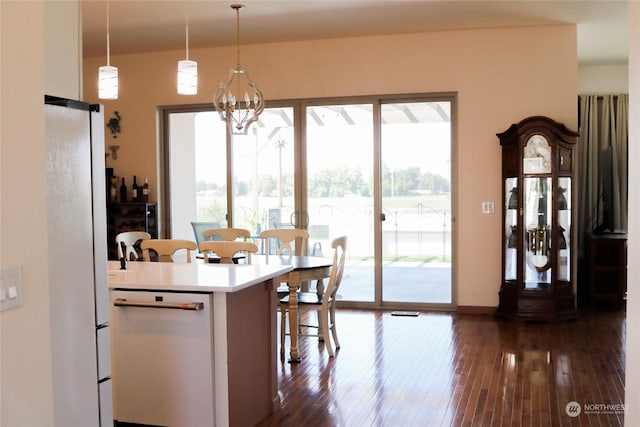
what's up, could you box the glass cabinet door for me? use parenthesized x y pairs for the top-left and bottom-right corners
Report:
(523, 177), (552, 289)
(557, 177), (571, 283)
(504, 178), (518, 281)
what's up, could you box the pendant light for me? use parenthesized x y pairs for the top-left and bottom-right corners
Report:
(98, 2), (118, 100)
(177, 13), (197, 95)
(214, 4), (264, 135)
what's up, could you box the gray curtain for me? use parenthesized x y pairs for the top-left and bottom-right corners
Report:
(577, 94), (628, 257)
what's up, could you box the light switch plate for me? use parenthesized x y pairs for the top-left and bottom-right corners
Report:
(0, 265), (22, 311)
(481, 201), (495, 214)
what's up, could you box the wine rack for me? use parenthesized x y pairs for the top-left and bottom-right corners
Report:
(107, 203), (158, 260)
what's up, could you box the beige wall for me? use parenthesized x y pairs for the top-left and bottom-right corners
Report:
(579, 64), (628, 94)
(1, 1), (52, 425)
(83, 24), (578, 308)
(625, 1), (639, 424)
(1, 1), (86, 424)
(44, 0), (81, 99)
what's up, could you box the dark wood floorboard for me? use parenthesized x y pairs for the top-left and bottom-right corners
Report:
(257, 308), (626, 427)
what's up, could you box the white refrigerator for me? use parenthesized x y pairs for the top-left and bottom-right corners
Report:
(44, 95), (112, 426)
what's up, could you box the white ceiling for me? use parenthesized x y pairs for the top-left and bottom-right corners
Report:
(81, 0), (629, 66)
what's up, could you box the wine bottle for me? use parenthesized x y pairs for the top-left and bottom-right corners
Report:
(142, 177), (149, 202)
(132, 176), (139, 202)
(110, 182), (117, 203)
(120, 177), (127, 203)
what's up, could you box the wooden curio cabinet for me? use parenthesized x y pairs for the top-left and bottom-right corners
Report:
(496, 116), (579, 321)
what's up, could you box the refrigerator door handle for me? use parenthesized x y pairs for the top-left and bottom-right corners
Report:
(113, 298), (204, 311)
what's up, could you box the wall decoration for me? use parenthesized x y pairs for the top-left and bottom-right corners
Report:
(106, 111), (121, 138)
(108, 145), (120, 160)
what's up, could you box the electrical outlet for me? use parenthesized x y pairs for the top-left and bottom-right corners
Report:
(0, 266), (22, 311)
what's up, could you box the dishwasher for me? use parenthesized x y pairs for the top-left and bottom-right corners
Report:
(110, 290), (215, 427)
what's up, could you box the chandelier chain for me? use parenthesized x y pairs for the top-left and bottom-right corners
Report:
(235, 5), (241, 69)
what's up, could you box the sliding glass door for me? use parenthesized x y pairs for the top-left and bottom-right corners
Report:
(163, 95), (454, 308)
(380, 101), (452, 304)
(230, 107), (296, 237)
(305, 104), (376, 302)
(304, 99), (453, 306)
(167, 110), (227, 240)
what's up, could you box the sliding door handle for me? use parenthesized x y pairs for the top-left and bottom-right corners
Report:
(290, 211), (309, 228)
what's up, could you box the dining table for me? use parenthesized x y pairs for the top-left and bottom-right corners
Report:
(252, 254), (333, 362)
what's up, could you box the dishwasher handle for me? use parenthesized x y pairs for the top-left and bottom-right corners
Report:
(113, 298), (204, 311)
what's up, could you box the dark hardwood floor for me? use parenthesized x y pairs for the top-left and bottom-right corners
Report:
(258, 308), (626, 427)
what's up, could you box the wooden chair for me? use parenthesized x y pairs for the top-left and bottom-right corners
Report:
(199, 241), (258, 264)
(115, 231), (151, 261)
(202, 227), (250, 242)
(260, 228), (310, 295)
(280, 236), (347, 357)
(140, 239), (197, 263)
(260, 228), (309, 256)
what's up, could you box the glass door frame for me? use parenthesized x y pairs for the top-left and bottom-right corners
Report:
(300, 93), (457, 310)
(160, 102), (303, 236)
(376, 98), (457, 310)
(160, 103), (221, 238)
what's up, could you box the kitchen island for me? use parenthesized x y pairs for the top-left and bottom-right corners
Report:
(107, 261), (292, 427)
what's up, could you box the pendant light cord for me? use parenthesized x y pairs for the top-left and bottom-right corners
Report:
(185, 13), (190, 60)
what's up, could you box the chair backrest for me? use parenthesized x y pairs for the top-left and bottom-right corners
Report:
(199, 241), (258, 264)
(140, 239), (197, 263)
(115, 231), (151, 261)
(190, 221), (222, 249)
(259, 228), (309, 256)
(323, 236), (348, 305)
(202, 227), (250, 242)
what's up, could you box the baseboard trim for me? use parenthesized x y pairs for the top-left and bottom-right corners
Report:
(456, 306), (496, 315)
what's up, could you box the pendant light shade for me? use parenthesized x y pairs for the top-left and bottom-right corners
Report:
(99, 65), (118, 100)
(177, 14), (197, 95)
(98, 2), (118, 100)
(178, 60), (198, 95)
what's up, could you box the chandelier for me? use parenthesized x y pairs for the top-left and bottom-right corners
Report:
(214, 4), (264, 135)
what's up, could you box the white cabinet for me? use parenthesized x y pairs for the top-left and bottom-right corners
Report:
(111, 290), (215, 426)
(108, 262), (287, 427)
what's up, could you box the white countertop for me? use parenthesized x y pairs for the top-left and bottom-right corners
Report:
(107, 260), (293, 293)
